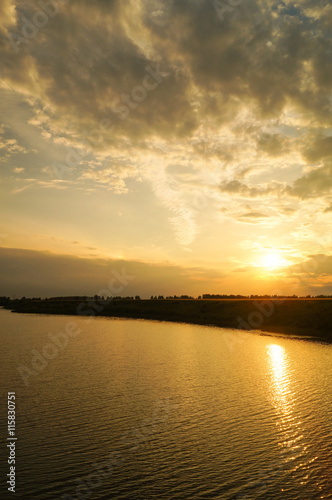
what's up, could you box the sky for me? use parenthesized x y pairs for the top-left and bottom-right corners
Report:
(0, 0), (332, 298)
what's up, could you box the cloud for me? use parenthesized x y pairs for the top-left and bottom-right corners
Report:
(0, 128), (27, 160)
(0, 0), (17, 30)
(286, 162), (332, 199)
(287, 254), (332, 281)
(0, 247), (225, 297)
(0, 0), (332, 250)
(149, 166), (198, 246)
(304, 135), (332, 163)
(237, 210), (269, 222)
(1, 0), (331, 146)
(257, 133), (289, 157)
(219, 180), (277, 198)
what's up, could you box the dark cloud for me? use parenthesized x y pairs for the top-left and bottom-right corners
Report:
(1, 0), (332, 230)
(1, 1), (196, 144)
(219, 180), (276, 198)
(286, 162), (332, 199)
(304, 135), (332, 163)
(238, 210), (268, 220)
(1, 0), (331, 147)
(0, 247), (225, 297)
(287, 254), (332, 278)
(220, 162), (332, 201)
(233, 211), (269, 224)
(257, 133), (289, 157)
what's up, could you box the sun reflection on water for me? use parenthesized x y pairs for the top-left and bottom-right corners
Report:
(267, 344), (312, 472)
(268, 344), (287, 387)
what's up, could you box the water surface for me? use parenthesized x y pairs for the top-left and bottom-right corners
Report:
(0, 309), (331, 499)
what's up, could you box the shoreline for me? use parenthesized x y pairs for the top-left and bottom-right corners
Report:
(8, 310), (329, 345)
(3, 298), (332, 344)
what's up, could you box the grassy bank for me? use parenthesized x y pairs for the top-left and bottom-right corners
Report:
(4, 297), (332, 342)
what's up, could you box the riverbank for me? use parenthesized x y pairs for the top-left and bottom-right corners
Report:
(4, 297), (332, 342)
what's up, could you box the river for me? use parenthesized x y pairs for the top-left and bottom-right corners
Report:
(0, 308), (331, 499)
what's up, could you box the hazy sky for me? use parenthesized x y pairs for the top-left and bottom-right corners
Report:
(0, 0), (332, 297)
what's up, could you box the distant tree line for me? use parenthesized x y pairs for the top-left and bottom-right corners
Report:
(2, 294), (332, 306)
(0, 296), (11, 306)
(149, 295), (195, 299)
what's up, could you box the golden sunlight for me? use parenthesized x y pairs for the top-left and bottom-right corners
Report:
(261, 252), (290, 270)
(268, 344), (287, 381)
(266, 343), (309, 465)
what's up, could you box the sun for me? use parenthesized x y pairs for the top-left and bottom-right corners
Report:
(261, 252), (289, 270)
